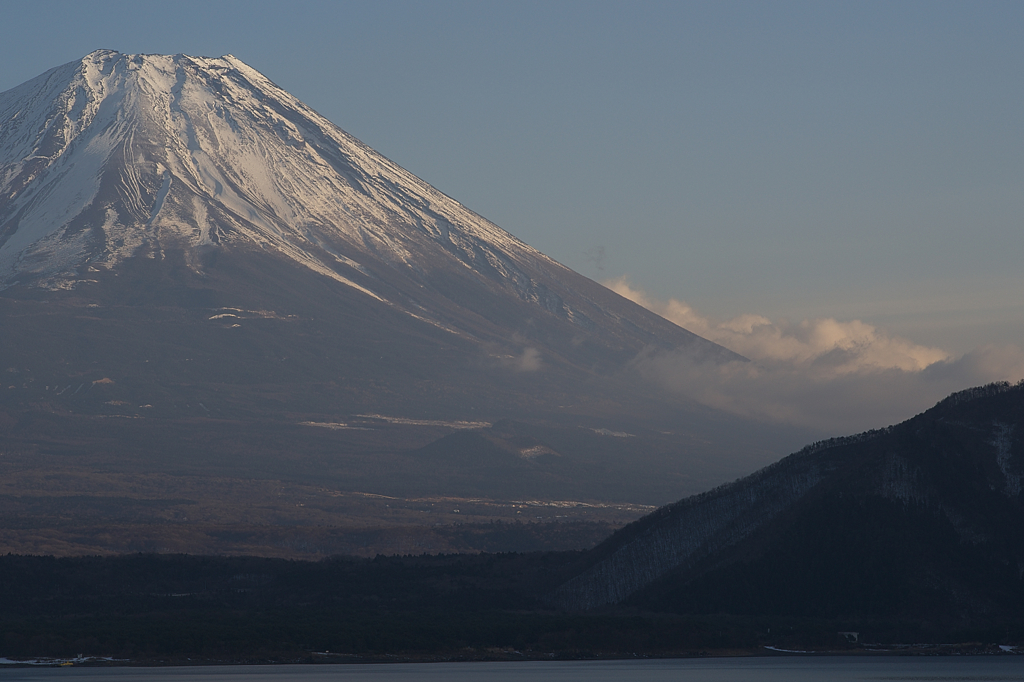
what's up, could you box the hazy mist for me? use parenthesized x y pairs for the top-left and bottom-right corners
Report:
(609, 277), (1024, 434)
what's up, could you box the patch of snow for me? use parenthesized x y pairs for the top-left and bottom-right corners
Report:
(590, 428), (635, 438)
(354, 414), (491, 429)
(146, 168), (171, 226)
(401, 308), (463, 336)
(300, 421), (370, 431)
(511, 499), (657, 511)
(991, 422), (1020, 496)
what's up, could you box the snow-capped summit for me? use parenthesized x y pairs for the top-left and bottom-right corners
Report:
(0, 50), (739, 362)
(1, 50), (532, 293)
(0, 49), (737, 362)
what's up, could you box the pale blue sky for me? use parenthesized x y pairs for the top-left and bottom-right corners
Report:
(2, 0), (1022, 355)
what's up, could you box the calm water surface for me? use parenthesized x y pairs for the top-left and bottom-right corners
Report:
(1, 657), (1023, 681)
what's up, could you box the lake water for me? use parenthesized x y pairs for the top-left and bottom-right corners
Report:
(1, 657), (1023, 681)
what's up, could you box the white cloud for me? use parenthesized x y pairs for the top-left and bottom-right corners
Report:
(607, 277), (1024, 434)
(607, 277), (950, 374)
(516, 347), (542, 372)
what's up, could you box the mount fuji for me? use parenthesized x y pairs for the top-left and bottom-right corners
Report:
(0, 52), (812, 556)
(0, 49), (733, 356)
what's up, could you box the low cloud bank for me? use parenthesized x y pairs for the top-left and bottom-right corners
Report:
(607, 277), (1024, 434)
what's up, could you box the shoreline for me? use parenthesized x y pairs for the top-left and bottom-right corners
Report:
(3, 643), (1020, 668)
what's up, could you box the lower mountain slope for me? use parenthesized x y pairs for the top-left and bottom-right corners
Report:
(0, 246), (813, 556)
(552, 382), (1024, 627)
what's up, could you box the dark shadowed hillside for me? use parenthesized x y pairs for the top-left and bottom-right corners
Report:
(553, 381), (1024, 629)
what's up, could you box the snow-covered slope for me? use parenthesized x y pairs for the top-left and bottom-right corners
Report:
(1, 51), (538, 291)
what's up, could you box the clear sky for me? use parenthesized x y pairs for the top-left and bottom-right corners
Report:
(1, 0), (1021, 431)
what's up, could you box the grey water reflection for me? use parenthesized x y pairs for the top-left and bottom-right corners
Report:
(1, 657), (1024, 681)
